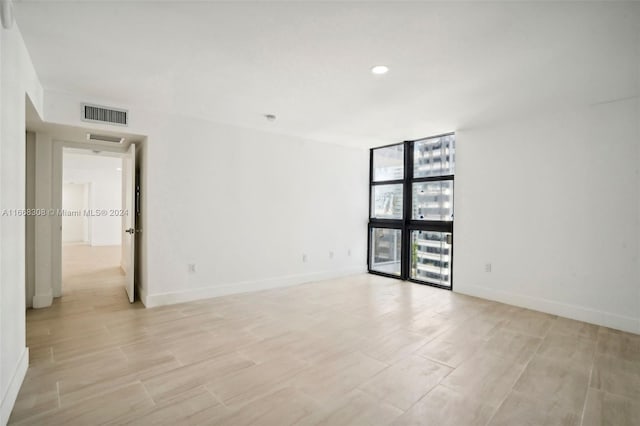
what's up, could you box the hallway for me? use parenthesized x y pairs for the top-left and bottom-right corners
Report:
(61, 244), (127, 296)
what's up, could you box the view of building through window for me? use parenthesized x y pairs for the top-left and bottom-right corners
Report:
(410, 230), (452, 287)
(414, 134), (455, 178)
(411, 181), (453, 221)
(372, 144), (404, 181)
(372, 184), (403, 219)
(370, 228), (402, 276)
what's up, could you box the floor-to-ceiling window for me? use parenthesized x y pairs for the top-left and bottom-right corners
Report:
(369, 143), (405, 276)
(368, 133), (455, 289)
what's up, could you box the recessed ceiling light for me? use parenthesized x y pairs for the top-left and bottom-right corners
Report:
(116, 168), (122, 171)
(371, 65), (389, 75)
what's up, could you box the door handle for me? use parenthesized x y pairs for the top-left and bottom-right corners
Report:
(125, 228), (135, 234)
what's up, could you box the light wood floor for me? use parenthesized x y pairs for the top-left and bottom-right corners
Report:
(11, 246), (640, 425)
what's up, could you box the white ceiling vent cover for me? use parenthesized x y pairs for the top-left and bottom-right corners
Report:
(86, 133), (125, 144)
(82, 103), (128, 126)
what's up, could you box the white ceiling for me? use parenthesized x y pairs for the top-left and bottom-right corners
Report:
(15, 1), (640, 148)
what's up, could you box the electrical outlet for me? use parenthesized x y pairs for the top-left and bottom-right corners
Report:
(485, 263), (492, 273)
(188, 263), (197, 273)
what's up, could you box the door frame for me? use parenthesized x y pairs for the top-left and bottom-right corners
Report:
(24, 113), (147, 310)
(53, 142), (138, 299)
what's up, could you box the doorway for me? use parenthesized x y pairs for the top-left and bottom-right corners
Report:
(61, 150), (127, 299)
(25, 106), (144, 311)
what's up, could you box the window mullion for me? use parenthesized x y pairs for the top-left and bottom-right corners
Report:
(401, 140), (413, 279)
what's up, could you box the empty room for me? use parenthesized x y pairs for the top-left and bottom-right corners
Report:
(0, 1), (639, 426)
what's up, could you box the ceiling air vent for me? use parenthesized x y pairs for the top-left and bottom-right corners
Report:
(86, 133), (125, 144)
(82, 103), (128, 126)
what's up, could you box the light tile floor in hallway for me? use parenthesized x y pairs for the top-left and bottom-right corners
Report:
(10, 246), (640, 425)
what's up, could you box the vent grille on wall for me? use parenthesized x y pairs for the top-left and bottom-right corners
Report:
(82, 103), (128, 126)
(86, 133), (125, 144)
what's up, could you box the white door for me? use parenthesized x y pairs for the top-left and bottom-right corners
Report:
(122, 144), (136, 302)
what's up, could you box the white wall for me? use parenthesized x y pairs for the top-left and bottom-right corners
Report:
(143, 115), (368, 305)
(454, 98), (640, 334)
(63, 154), (123, 246)
(32, 132), (54, 308)
(24, 132), (35, 308)
(61, 183), (88, 243)
(0, 23), (44, 426)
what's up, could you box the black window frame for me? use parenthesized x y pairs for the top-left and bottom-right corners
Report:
(367, 133), (455, 290)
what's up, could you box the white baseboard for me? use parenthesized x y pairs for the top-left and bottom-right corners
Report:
(0, 348), (29, 426)
(32, 292), (53, 309)
(142, 266), (366, 308)
(455, 284), (640, 335)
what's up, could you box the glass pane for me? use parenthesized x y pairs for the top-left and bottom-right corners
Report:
(413, 134), (455, 178)
(372, 184), (403, 219)
(370, 228), (402, 276)
(412, 181), (453, 221)
(410, 230), (451, 287)
(373, 144), (404, 181)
